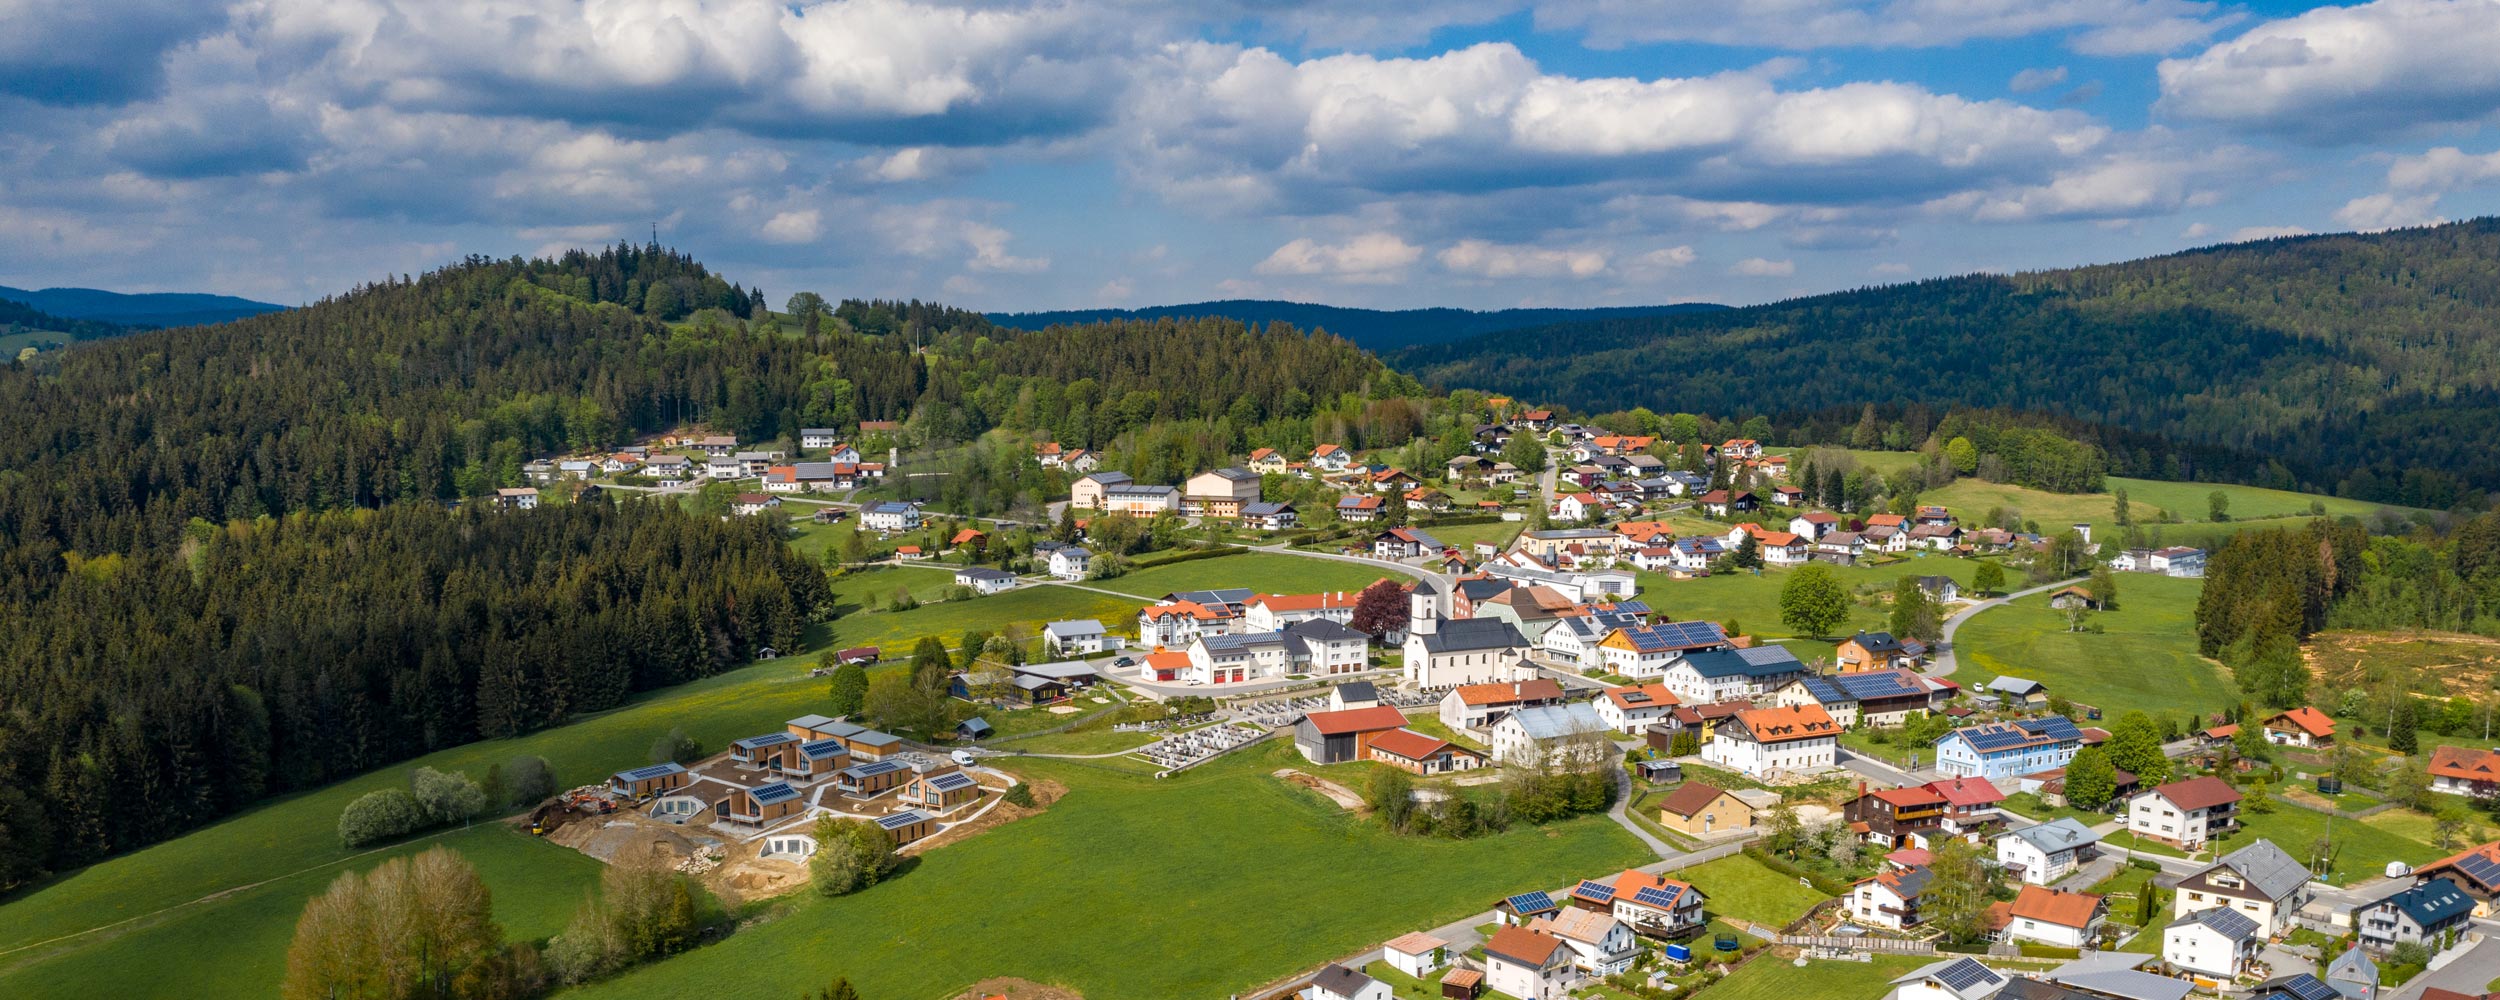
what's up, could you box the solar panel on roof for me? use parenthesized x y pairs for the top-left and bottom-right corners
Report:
(1573, 879), (1617, 901)
(876, 810), (928, 829)
(2268, 976), (2338, 1000)
(1631, 885), (1682, 908)
(750, 782), (799, 804)
(2022, 716), (2083, 740)
(2453, 852), (2500, 883)
(619, 763), (681, 781)
(929, 772), (976, 791)
(1505, 890), (1556, 913)
(1932, 958), (2000, 991)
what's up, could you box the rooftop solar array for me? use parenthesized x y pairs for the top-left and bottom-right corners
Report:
(1572, 879), (1617, 902)
(616, 762), (684, 781)
(876, 810), (930, 829)
(2021, 715), (2085, 741)
(2450, 851), (2500, 884)
(1933, 958), (2003, 993)
(1631, 885), (1683, 908)
(842, 759), (908, 778)
(1504, 890), (1556, 914)
(1834, 671), (1926, 699)
(799, 739), (849, 759)
(928, 772), (977, 792)
(749, 781), (800, 805)
(734, 732), (799, 750)
(2261, 975), (2339, 1000)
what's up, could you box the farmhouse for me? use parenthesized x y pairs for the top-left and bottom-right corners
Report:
(1593, 683), (1680, 734)
(2261, 707), (2336, 749)
(2429, 746), (2500, 798)
(1440, 678), (1567, 732)
(1487, 703), (1609, 767)
(1702, 703), (1840, 778)
(1657, 645), (1809, 705)
(1934, 716), (2084, 780)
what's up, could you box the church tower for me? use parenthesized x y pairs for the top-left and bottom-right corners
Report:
(1408, 577), (1443, 636)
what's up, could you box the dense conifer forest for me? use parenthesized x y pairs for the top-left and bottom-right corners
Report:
(1395, 218), (2500, 506)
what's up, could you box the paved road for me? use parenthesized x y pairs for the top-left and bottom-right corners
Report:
(1836, 746), (1935, 787)
(1927, 575), (2086, 679)
(1607, 764), (1679, 858)
(2388, 928), (2500, 1000)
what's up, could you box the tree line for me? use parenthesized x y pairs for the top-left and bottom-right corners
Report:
(0, 501), (830, 886)
(1395, 218), (2500, 506)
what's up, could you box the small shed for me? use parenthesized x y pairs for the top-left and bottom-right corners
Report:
(1384, 931), (1449, 978)
(836, 645), (881, 665)
(955, 717), (994, 741)
(1636, 759), (1682, 781)
(1439, 968), (1483, 1000)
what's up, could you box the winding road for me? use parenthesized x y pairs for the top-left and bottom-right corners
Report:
(1926, 575), (2086, 679)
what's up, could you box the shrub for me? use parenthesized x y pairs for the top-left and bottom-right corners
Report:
(506, 755), (559, 808)
(1003, 783), (1035, 808)
(410, 767), (488, 825)
(337, 788), (426, 847)
(809, 817), (901, 896)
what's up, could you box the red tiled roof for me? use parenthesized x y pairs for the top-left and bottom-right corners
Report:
(2009, 886), (2103, 928)
(2431, 745), (2500, 783)
(1602, 683), (1680, 712)
(1368, 728), (1457, 761)
(2265, 707), (2336, 738)
(1922, 777), (2005, 807)
(1485, 926), (1564, 966)
(1455, 679), (1565, 706)
(1305, 705), (1408, 736)
(2420, 840), (2500, 891)
(1733, 704), (1839, 743)
(2152, 775), (2242, 812)
(1871, 786), (1948, 808)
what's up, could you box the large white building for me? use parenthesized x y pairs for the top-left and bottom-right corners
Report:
(1701, 704), (1839, 778)
(1487, 703), (1609, 767)
(1657, 646), (1810, 705)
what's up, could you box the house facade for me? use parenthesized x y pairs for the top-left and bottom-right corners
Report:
(1934, 717), (2084, 780)
(2127, 776), (2241, 850)
(2173, 840), (2314, 938)
(1702, 704), (1840, 778)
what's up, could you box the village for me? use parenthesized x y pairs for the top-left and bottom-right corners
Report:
(516, 402), (2497, 1000)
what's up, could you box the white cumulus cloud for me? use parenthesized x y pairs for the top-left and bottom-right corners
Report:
(1437, 239), (1608, 279)
(1254, 233), (1423, 282)
(1731, 257), (1795, 276)
(2158, 0), (2500, 142)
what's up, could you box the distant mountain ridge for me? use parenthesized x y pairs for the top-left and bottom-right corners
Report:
(1392, 218), (2500, 504)
(0, 284), (286, 328)
(987, 299), (1725, 351)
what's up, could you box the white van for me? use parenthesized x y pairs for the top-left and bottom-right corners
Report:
(951, 750), (978, 767)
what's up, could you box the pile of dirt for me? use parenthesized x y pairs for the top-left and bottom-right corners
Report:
(552, 816), (702, 866)
(950, 977), (1085, 1000)
(2308, 630), (2500, 699)
(1275, 768), (1366, 812)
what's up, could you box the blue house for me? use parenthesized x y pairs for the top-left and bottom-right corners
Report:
(1934, 716), (2084, 780)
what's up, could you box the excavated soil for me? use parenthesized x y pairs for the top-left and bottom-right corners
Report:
(950, 976), (1085, 1000)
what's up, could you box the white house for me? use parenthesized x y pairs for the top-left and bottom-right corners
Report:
(1933, 716), (2084, 780)
(1596, 621), (1730, 679)
(2126, 776), (2241, 850)
(1302, 963), (1391, 1000)
(1041, 619), (1121, 657)
(1487, 703), (1609, 767)
(1594, 683), (1681, 734)
(1553, 492), (1602, 522)
(1528, 909), (1638, 977)
(2172, 840), (2313, 938)
(859, 501), (921, 532)
(1701, 704), (1840, 778)
(1994, 818), (2100, 886)
(493, 487), (539, 510)
(1046, 546), (1093, 582)
(1187, 631), (1292, 685)
(1569, 868), (1708, 939)
(954, 567), (1018, 595)
(2165, 906), (2260, 979)
(1381, 933), (1448, 980)
(1243, 591), (1359, 633)
(799, 428), (841, 450)
(1440, 678), (1566, 733)
(1850, 866), (1931, 931)
(2002, 886), (2106, 949)
(1539, 608), (1645, 668)
(1484, 926), (1576, 1000)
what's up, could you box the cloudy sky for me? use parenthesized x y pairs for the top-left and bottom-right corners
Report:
(5, 0), (2500, 310)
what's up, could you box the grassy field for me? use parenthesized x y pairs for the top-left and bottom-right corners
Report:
(822, 564), (962, 614)
(0, 824), (600, 999)
(1920, 474), (2414, 552)
(572, 743), (1651, 1000)
(1680, 855), (1831, 928)
(1421, 520), (1525, 552)
(1635, 551), (1992, 639)
(1702, 952), (1937, 1000)
(1952, 573), (2233, 722)
(822, 584), (1136, 653)
(1094, 551), (1401, 599)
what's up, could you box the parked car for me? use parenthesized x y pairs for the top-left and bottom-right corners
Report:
(951, 750), (978, 767)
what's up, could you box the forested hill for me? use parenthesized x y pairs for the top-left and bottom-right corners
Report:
(0, 295), (127, 344)
(988, 299), (1724, 351)
(0, 284), (286, 328)
(1393, 218), (2500, 505)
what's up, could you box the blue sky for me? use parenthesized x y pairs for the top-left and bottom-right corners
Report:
(4, 0), (2499, 311)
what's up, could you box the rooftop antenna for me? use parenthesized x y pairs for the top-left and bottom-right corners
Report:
(650, 222), (659, 246)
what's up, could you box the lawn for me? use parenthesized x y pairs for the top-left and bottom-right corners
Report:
(821, 563), (961, 614)
(570, 743), (1652, 1000)
(1952, 573), (2235, 723)
(1634, 552), (1993, 639)
(1920, 474), (2417, 554)
(2217, 798), (2443, 884)
(1680, 855), (1832, 928)
(821, 584), (1137, 653)
(1700, 952), (1938, 1000)
(1093, 551), (1401, 599)
(1365, 960), (1451, 1000)
(1998, 792), (2107, 828)
(2362, 805), (2498, 847)
(1839, 729), (1933, 769)
(1420, 520), (1524, 552)
(0, 825), (600, 999)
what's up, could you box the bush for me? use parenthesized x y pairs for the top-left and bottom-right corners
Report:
(1003, 783), (1035, 808)
(506, 755), (559, 808)
(410, 767), (488, 825)
(337, 788), (426, 847)
(651, 727), (704, 765)
(809, 817), (901, 896)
